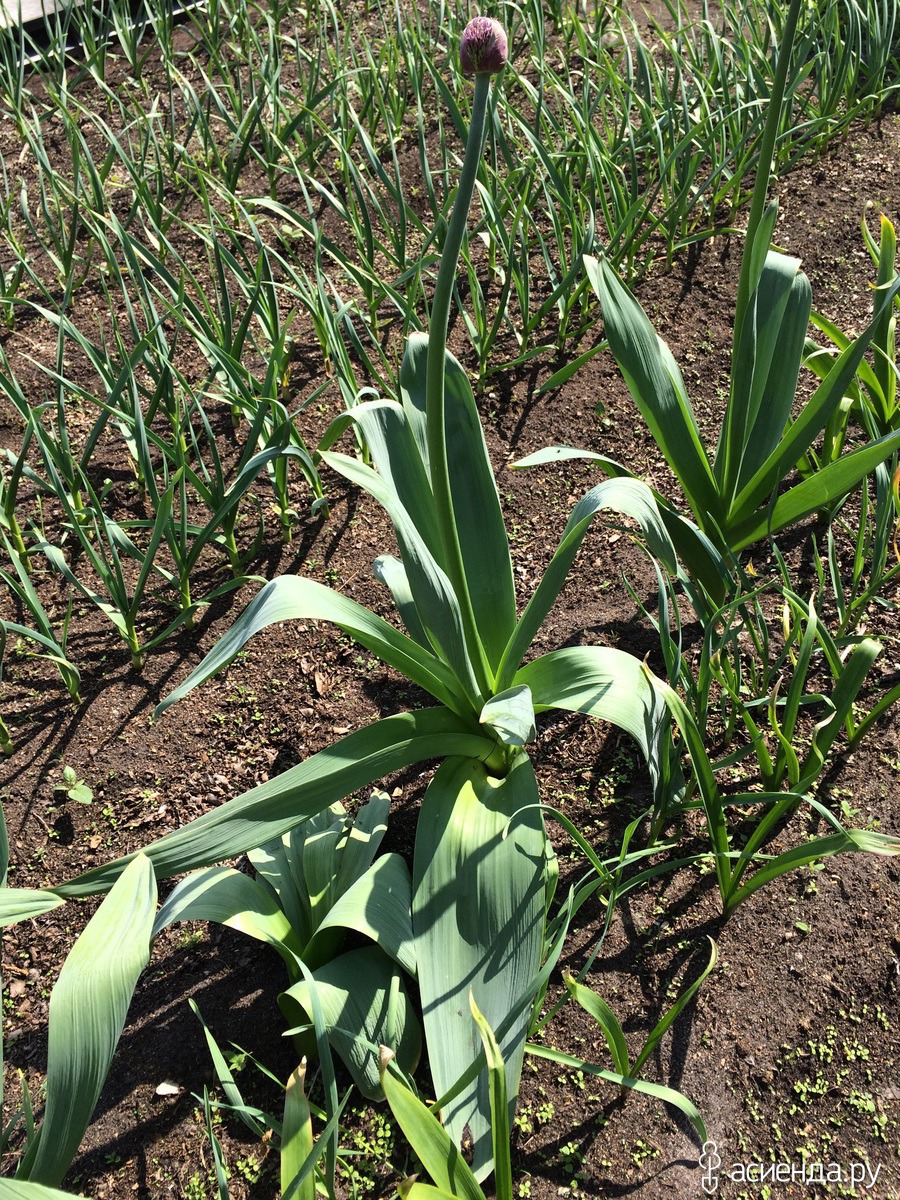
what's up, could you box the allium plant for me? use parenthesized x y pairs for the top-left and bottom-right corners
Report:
(518, 0), (900, 614)
(55, 17), (681, 1182)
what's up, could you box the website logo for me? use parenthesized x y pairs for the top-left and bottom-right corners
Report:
(699, 1140), (721, 1194)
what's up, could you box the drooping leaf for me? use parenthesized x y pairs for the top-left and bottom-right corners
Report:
(511, 445), (732, 603)
(516, 646), (682, 815)
(496, 477), (675, 690)
(321, 450), (481, 701)
(526, 1043), (707, 1143)
(152, 865), (302, 976)
(55, 709), (494, 898)
(0, 890), (66, 927)
(154, 574), (465, 718)
(0, 1183), (96, 1199)
(311, 852), (417, 976)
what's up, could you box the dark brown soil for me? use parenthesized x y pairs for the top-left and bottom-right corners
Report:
(1, 12), (899, 1200)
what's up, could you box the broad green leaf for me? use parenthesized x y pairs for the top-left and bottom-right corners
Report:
(312, 853), (416, 976)
(380, 1050), (485, 1200)
(281, 1062), (315, 1200)
(321, 399), (442, 560)
(20, 856), (156, 1187)
(728, 274), (900, 523)
(716, 252), (809, 499)
(479, 686), (535, 748)
(584, 255), (719, 521)
(413, 754), (546, 1181)
(0, 890), (65, 927)
(282, 946), (421, 1100)
(375, 555), (432, 650)
(55, 709), (495, 898)
(152, 866), (302, 975)
(729, 426), (900, 550)
(735, 267), (813, 494)
(515, 647), (682, 815)
(321, 450), (481, 702)
(399, 333), (517, 671)
(469, 996), (512, 1200)
(0, 1184), (95, 1199)
(154, 574), (466, 718)
(496, 477), (675, 690)
(397, 1184), (462, 1200)
(333, 791), (390, 897)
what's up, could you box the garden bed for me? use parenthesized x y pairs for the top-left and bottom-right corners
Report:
(0, 1), (899, 1197)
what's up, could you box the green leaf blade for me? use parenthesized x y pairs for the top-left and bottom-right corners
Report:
(21, 856), (156, 1187)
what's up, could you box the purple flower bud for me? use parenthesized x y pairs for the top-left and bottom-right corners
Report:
(460, 16), (508, 76)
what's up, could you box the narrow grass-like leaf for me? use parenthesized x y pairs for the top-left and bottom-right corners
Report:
(190, 1001), (266, 1140)
(379, 1050), (485, 1200)
(562, 974), (630, 1075)
(281, 1061), (315, 1200)
(526, 1044), (706, 1143)
(468, 995), (512, 1200)
(631, 938), (717, 1075)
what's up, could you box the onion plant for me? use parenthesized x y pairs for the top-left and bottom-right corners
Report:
(54, 18), (682, 1182)
(811, 462), (900, 635)
(521, 0), (900, 613)
(804, 207), (899, 447)
(0, 529), (80, 734)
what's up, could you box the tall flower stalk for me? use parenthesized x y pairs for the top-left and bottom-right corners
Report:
(425, 20), (506, 701)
